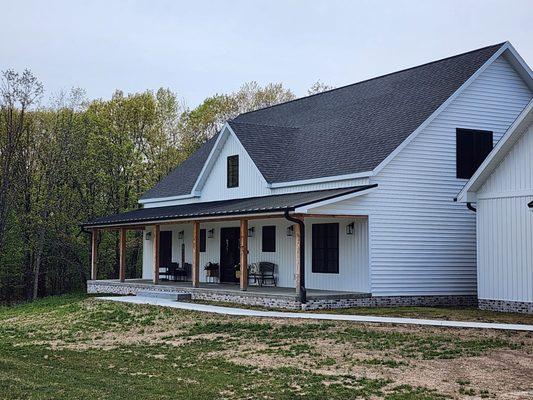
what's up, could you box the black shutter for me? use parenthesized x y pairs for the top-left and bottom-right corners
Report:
(199, 229), (206, 253)
(312, 223), (339, 273)
(227, 155), (239, 188)
(262, 226), (276, 252)
(456, 128), (493, 179)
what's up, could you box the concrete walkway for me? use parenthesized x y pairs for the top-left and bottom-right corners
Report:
(98, 295), (533, 332)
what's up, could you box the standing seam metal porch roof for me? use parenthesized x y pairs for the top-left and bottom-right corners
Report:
(84, 185), (375, 228)
(140, 43), (504, 200)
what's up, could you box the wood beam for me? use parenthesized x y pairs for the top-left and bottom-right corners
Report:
(119, 227), (126, 282)
(152, 225), (160, 284)
(294, 219), (302, 295)
(192, 221), (200, 288)
(90, 228), (99, 280)
(240, 219), (248, 291)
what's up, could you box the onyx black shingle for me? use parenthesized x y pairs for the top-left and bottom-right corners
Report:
(85, 185), (375, 227)
(143, 43), (504, 199)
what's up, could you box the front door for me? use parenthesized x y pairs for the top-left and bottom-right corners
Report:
(159, 231), (173, 268)
(220, 227), (240, 283)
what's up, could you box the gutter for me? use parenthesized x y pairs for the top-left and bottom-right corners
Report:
(283, 210), (306, 304)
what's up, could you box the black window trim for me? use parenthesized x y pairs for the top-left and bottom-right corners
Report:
(312, 222), (339, 274)
(456, 128), (493, 180)
(227, 155), (239, 188)
(199, 229), (206, 253)
(261, 225), (276, 253)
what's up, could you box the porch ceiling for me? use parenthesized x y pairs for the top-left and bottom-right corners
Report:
(82, 185), (375, 229)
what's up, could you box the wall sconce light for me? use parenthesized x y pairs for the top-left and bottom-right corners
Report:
(248, 227), (255, 237)
(207, 229), (215, 238)
(178, 230), (184, 240)
(346, 222), (355, 235)
(145, 232), (152, 240)
(286, 225), (294, 236)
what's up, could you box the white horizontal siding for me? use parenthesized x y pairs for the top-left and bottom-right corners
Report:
(311, 55), (532, 297)
(141, 217), (369, 292)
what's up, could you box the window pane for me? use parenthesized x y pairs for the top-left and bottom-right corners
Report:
(456, 128), (493, 179)
(262, 225), (276, 252)
(227, 155), (239, 188)
(312, 223), (339, 273)
(199, 229), (206, 253)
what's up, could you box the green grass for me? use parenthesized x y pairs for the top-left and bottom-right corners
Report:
(0, 294), (529, 399)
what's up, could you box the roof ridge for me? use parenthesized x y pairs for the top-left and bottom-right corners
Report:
(235, 42), (506, 119)
(228, 119), (300, 130)
(229, 120), (300, 130)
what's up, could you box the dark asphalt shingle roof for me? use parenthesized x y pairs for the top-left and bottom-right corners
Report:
(143, 43), (504, 199)
(140, 135), (218, 199)
(85, 185), (375, 227)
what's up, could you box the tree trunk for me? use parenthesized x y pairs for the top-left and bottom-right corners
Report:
(32, 227), (46, 300)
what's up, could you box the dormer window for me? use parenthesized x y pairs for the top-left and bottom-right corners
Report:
(227, 155), (239, 188)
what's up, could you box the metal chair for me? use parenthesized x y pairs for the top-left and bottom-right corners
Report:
(249, 262), (277, 286)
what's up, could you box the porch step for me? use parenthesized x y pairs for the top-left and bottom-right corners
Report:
(137, 290), (192, 301)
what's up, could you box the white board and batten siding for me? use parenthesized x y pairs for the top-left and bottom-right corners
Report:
(142, 217), (370, 292)
(476, 121), (533, 303)
(310, 55), (532, 297)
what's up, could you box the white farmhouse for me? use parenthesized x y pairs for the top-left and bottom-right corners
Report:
(84, 42), (533, 311)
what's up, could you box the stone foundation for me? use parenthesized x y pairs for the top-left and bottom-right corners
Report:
(303, 295), (478, 310)
(88, 280), (477, 311)
(478, 298), (533, 315)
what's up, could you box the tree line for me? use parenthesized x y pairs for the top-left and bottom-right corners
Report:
(0, 70), (331, 303)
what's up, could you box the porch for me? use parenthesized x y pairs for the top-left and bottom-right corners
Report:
(83, 186), (374, 307)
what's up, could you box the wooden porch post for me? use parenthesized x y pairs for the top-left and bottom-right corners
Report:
(152, 225), (160, 284)
(91, 228), (99, 280)
(192, 221), (200, 288)
(119, 227), (126, 282)
(240, 219), (248, 291)
(294, 221), (302, 296)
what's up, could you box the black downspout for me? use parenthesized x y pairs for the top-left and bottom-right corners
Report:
(284, 210), (306, 304)
(466, 202), (477, 213)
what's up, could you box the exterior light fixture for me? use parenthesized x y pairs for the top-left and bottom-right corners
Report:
(248, 227), (255, 237)
(207, 229), (215, 238)
(286, 225), (294, 236)
(346, 222), (355, 235)
(145, 232), (152, 240)
(178, 230), (184, 240)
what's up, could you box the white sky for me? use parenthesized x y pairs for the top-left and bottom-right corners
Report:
(2, 0), (532, 107)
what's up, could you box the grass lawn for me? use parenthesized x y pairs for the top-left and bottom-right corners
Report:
(0, 294), (531, 399)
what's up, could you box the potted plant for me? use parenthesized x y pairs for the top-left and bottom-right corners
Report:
(234, 263), (241, 279)
(204, 262), (219, 278)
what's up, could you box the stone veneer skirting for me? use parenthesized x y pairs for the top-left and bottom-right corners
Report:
(88, 280), (477, 311)
(478, 298), (533, 315)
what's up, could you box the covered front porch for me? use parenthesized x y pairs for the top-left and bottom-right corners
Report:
(84, 186), (374, 308)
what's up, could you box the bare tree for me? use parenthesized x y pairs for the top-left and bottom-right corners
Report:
(307, 80), (333, 95)
(0, 70), (43, 256)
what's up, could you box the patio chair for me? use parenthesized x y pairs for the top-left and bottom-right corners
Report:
(174, 262), (191, 282)
(249, 262), (277, 287)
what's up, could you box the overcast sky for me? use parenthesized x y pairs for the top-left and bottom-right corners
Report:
(2, 0), (532, 107)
